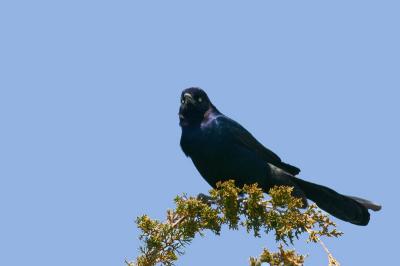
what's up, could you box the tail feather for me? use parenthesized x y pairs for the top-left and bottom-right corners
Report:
(279, 162), (301, 176)
(346, 195), (382, 212)
(292, 177), (377, 226)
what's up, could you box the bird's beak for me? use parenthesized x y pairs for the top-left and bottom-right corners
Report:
(183, 93), (196, 105)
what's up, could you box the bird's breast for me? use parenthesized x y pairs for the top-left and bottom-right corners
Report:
(180, 125), (268, 188)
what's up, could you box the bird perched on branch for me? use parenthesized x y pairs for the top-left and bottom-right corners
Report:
(178, 87), (381, 226)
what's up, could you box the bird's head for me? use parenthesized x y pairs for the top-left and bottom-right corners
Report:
(179, 87), (212, 127)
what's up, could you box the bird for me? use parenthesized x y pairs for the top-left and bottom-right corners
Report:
(178, 87), (381, 226)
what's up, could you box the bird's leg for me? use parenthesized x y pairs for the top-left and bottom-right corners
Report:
(197, 193), (214, 205)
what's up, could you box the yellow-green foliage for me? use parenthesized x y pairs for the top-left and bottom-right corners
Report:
(129, 180), (342, 266)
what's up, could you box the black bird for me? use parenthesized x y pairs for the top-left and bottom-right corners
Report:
(179, 87), (381, 226)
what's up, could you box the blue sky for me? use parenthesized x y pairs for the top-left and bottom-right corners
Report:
(1, 1), (399, 265)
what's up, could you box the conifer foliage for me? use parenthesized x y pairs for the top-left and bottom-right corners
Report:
(128, 180), (342, 266)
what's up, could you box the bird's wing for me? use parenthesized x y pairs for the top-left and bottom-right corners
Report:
(214, 116), (301, 175)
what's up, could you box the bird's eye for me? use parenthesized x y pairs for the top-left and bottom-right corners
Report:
(181, 99), (185, 104)
(198, 97), (202, 102)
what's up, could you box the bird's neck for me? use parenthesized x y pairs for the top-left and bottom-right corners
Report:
(204, 105), (221, 120)
(181, 105), (221, 130)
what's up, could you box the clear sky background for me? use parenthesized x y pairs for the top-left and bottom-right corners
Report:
(1, 1), (399, 265)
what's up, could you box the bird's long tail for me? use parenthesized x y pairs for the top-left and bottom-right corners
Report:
(292, 177), (381, 226)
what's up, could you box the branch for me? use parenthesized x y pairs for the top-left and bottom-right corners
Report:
(128, 180), (342, 266)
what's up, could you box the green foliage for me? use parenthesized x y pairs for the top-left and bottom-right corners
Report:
(249, 244), (305, 266)
(128, 180), (342, 266)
